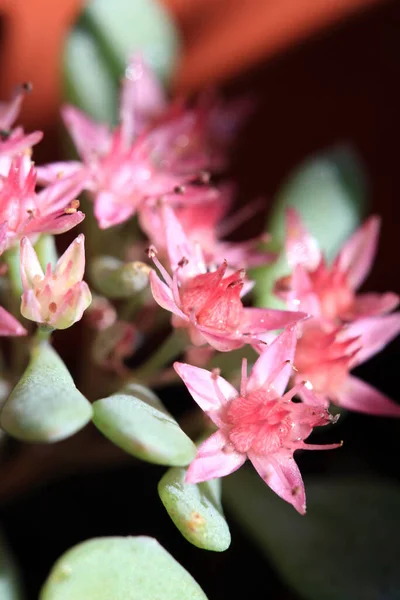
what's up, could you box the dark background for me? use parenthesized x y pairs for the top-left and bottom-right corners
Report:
(1, 0), (400, 598)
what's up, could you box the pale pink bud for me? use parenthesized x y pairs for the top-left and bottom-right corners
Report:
(20, 234), (92, 329)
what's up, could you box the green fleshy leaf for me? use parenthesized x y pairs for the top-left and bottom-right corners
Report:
(253, 147), (368, 308)
(64, 0), (180, 122)
(224, 469), (400, 600)
(0, 342), (92, 442)
(0, 529), (23, 599)
(92, 384), (196, 466)
(158, 467), (231, 551)
(40, 536), (208, 600)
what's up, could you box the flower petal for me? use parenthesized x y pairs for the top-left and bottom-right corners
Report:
(149, 270), (186, 319)
(249, 450), (306, 514)
(285, 207), (321, 270)
(185, 431), (246, 484)
(248, 327), (297, 395)
(336, 376), (400, 417)
(61, 105), (110, 161)
(336, 215), (380, 290)
(342, 313), (400, 366)
(54, 234), (86, 285)
(20, 236), (44, 288)
(349, 292), (399, 319)
(0, 306), (26, 336)
(174, 362), (237, 415)
(241, 307), (307, 335)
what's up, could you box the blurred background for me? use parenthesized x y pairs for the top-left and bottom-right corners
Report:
(1, 1), (400, 598)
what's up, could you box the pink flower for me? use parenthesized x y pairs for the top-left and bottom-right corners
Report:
(275, 209), (400, 416)
(291, 315), (400, 416)
(139, 185), (274, 269)
(20, 234), (92, 330)
(277, 208), (399, 324)
(149, 205), (305, 351)
(37, 56), (249, 230)
(0, 156), (84, 254)
(0, 84), (42, 160)
(0, 306), (26, 336)
(174, 327), (340, 514)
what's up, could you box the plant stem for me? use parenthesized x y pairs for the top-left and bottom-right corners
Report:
(130, 329), (186, 384)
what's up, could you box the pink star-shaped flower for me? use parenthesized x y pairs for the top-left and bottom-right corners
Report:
(175, 327), (340, 514)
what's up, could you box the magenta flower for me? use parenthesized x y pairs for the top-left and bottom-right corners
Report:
(175, 327), (340, 514)
(0, 85), (42, 160)
(37, 56), (249, 230)
(20, 234), (92, 330)
(0, 155), (84, 254)
(149, 205), (305, 351)
(278, 208), (399, 323)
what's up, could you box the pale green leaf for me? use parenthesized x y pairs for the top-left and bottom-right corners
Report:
(158, 467), (231, 551)
(0, 342), (92, 442)
(40, 536), (208, 600)
(92, 384), (196, 466)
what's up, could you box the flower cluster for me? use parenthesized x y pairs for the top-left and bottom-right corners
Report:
(1, 56), (399, 517)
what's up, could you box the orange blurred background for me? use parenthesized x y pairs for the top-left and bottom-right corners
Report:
(0, 0), (381, 131)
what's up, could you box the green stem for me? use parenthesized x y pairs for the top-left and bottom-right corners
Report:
(33, 326), (54, 345)
(130, 329), (187, 384)
(4, 246), (22, 298)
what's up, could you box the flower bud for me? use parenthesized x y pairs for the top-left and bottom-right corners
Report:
(20, 234), (92, 329)
(90, 256), (151, 298)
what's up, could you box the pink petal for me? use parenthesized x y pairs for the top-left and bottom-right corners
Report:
(25, 211), (85, 237)
(349, 292), (399, 319)
(185, 431), (246, 484)
(61, 105), (110, 161)
(241, 307), (307, 335)
(162, 203), (200, 276)
(20, 236), (44, 288)
(149, 270), (186, 319)
(342, 313), (400, 366)
(94, 190), (136, 229)
(248, 327), (297, 395)
(249, 450), (306, 514)
(54, 234), (86, 284)
(336, 215), (380, 290)
(336, 375), (400, 417)
(36, 161), (83, 185)
(120, 55), (166, 142)
(196, 327), (245, 352)
(174, 361), (237, 417)
(0, 306), (27, 336)
(285, 207), (321, 270)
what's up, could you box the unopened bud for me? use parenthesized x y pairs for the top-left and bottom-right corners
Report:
(90, 256), (151, 299)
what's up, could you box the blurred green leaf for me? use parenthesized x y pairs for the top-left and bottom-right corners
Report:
(224, 468), (400, 600)
(0, 529), (23, 599)
(64, 0), (180, 122)
(40, 536), (208, 600)
(92, 383), (196, 466)
(253, 147), (368, 307)
(158, 467), (231, 551)
(0, 342), (92, 442)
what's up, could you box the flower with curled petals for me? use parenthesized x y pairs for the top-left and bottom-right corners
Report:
(148, 205), (305, 351)
(20, 234), (92, 330)
(174, 327), (340, 514)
